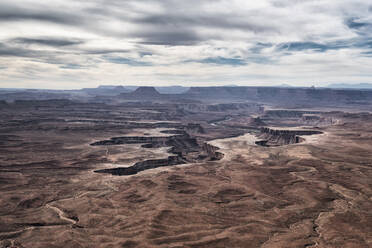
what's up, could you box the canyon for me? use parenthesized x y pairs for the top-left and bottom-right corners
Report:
(0, 86), (372, 247)
(255, 127), (323, 146)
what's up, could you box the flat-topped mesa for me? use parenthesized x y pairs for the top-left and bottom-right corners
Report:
(256, 127), (322, 146)
(131, 87), (161, 97)
(119, 86), (163, 100)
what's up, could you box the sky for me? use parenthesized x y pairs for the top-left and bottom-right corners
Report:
(0, 0), (372, 89)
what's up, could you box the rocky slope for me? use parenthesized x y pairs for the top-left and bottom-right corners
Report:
(92, 131), (223, 175)
(256, 127), (323, 146)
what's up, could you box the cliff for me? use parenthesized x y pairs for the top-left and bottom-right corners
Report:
(119, 86), (163, 100)
(256, 127), (322, 146)
(92, 132), (223, 175)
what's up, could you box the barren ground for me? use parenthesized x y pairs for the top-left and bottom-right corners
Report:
(0, 101), (371, 248)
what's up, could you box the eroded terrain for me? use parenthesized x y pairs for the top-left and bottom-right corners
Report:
(1, 88), (372, 247)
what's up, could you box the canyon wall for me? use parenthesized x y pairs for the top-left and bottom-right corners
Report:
(92, 132), (223, 176)
(256, 127), (322, 146)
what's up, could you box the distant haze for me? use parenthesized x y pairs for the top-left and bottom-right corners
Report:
(1, 0), (372, 89)
(327, 83), (372, 89)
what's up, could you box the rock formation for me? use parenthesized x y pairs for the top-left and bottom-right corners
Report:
(119, 86), (163, 100)
(256, 127), (322, 146)
(92, 131), (223, 175)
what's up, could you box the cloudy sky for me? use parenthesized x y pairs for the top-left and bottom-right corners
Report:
(0, 0), (372, 89)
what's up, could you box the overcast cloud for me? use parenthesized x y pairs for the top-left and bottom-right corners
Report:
(0, 0), (372, 89)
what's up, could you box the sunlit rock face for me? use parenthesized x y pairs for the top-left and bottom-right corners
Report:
(256, 127), (323, 146)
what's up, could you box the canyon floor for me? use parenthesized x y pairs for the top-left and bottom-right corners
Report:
(0, 98), (372, 248)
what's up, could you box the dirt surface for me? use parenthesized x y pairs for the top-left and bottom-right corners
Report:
(0, 99), (372, 247)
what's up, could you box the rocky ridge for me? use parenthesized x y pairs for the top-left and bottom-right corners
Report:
(256, 127), (323, 146)
(92, 131), (223, 175)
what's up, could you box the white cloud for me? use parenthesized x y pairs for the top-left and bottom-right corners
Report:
(0, 0), (371, 88)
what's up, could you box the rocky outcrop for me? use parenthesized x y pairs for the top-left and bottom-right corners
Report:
(92, 131), (223, 176)
(119, 87), (163, 100)
(261, 110), (337, 127)
(256, 127), (322, 146)
(130, 87), (161, 97)
(202, 143), (224, 161)
(95, 156), (183, 176)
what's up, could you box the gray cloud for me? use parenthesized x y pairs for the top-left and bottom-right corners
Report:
(133, 14), (278, 34)
(275, 38), (372, 53)
(1, 0), (372, 88)
(345, 17), (372, 36)
(12, 37), (84, 47)
(0, 4), (82, 25)
(346, 18), (370, 30)
(0, 42), (37, 57)
(0, 42), (86, 69)
(134, 30), (202, 46)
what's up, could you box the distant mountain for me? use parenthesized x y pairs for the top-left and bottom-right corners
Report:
(0, 88), (26, 92)
(327, 83), (372, 89)
(276, 84), (293, 88)
(130, 86), (161, 97)
(155, 86), (189, 94)
(82, 86), (131, 95)
(97, 85), (127, 90)
(119, 86), (163, 100)
(35, 85), (190, 97)
(101, 85), (190, 94)
(0, 91), (73, 101)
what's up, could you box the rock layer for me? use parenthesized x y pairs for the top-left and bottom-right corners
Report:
(256, 127), (323, 146)
(92, 132), (223, 175)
